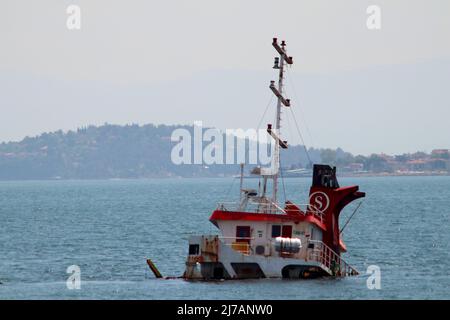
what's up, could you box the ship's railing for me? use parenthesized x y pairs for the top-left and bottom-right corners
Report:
(307, 240), (359, 276)
(216, 201), (286, 215)
(291, 203), (325, 223)
(217, 201), (325, 223)
(219, 236), (253, 255)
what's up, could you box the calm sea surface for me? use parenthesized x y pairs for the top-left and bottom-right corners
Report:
(0, 176), (449, 299)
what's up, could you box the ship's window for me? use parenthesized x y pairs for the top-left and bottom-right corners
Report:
(271, 225), (281, 238)
(189, 244), (199, 255)
(236, 226), (251, 243)
(282, 225), (293, 238)
(272, 225), (293, 238)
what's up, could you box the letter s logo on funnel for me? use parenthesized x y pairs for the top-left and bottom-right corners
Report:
(309, 191), (330, 213)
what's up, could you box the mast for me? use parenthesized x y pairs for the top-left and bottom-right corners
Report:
(250, 38), (293, 212)
(269, 38), (293, 204)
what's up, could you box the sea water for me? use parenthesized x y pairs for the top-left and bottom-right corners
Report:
(0, 176), (449, 299)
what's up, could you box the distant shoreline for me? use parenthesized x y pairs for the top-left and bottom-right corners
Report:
(0, 173), (449, 182)
(339, 172), (450, 178)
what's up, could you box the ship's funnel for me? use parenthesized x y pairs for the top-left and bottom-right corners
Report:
(309, 165), (365, 254)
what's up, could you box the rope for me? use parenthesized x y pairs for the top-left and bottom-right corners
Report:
(225, 166), (241, 200)
(224, 94), (273, 202)
(290, 107), (313, 166)
(284, 106), (295, 153)
(256, 94), (274, 130)
(279, 159), (287, 204)
(339, 202), (363, 234)
(281, 69), (313, 167)
(286, 69), (315, 147)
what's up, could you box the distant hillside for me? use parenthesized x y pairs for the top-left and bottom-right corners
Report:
(0, 124), (325, 180)
(2, 123), (444, 180)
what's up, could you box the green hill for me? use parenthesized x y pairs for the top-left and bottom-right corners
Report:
(0, 123), (360, 180)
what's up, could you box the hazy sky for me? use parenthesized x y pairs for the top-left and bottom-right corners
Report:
(1, 0), (449, 155)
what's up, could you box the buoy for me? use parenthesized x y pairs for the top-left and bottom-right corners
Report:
(146, 259), (163, 278)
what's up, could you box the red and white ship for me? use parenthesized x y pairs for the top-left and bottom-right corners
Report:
(183, 38), (365, 280)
